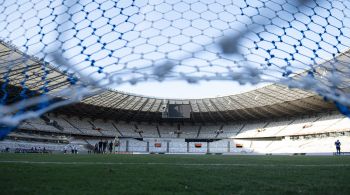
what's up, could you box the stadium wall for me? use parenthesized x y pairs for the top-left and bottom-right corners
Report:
(113, 136), (350, 155)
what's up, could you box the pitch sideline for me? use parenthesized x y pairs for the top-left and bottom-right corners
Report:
(0, 160), (349, 167)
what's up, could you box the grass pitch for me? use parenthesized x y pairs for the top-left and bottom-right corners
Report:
(0, 154), (350, 194)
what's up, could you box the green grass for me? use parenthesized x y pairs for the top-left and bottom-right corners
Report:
(0, 154), (350, 195)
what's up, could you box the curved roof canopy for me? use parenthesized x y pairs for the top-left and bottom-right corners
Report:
(0, 41), (340, 123)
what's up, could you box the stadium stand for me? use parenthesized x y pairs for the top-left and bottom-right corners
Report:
(2, 110), (350, 154)
(158, 124), (178, 138)
(220, 124), (244, 138)
(114, 122), (141, 138)
(180, 125), (200, 139)
(136, 124), (159, 138)
(197, 125), (220, 139)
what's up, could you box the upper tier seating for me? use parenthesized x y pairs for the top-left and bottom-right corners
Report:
(13, 112), (349, 140)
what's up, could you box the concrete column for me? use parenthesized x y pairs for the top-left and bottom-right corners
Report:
(126, 140), (129, 152)
(166, 141), (170, 153)
(228, 140), (230, 153)
(207, 142), (210, 153)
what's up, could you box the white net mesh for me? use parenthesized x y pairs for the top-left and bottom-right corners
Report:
(0, 0), (350, 136)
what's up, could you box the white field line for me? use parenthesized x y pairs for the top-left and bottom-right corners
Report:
(0, 160), (350, 167)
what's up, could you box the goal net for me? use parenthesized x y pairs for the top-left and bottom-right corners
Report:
(0, 0), (350, 137)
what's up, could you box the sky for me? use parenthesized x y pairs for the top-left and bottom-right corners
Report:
(115, 80), (268, 99)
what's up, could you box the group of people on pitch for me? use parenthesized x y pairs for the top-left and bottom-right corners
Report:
(63, 145), (78, 154)
(93, 140), (113, 154)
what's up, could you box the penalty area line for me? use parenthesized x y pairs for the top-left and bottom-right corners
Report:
(0, 160), (350, 167)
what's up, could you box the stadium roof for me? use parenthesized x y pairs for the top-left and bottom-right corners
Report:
(0, 41), (340, 123)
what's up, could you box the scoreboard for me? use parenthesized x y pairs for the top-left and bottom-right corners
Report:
(162, 104), (191, 118)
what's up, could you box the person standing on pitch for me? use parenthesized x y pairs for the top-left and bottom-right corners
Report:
(103, 140), (108, 153)
(109, 141), (113, 153)
(98, 140), (103, 153)
(335, 140), (341, 155)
